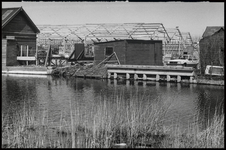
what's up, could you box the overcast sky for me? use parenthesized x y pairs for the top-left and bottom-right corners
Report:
(2, 1), (224, 38)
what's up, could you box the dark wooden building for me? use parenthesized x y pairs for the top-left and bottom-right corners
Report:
(68, 43), (94, 63)
(2, 7), (40, 67)
(93, 39), (163, 66)
(199, 26), (224, 74)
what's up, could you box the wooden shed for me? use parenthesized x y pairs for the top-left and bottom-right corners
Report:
(93, 39), (163, 66)
(199, 26), (224, 74)
(2, 7), (40, 67)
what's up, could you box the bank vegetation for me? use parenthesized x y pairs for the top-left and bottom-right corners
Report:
(2, 91), (224, 148)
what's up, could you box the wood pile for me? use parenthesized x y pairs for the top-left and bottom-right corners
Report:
(72, 63), (108, 78)
(51, 63), (108, 78)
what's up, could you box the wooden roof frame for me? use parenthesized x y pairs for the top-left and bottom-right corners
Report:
(37, 23), (172, 44)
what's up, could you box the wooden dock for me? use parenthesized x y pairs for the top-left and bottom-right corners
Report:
(106, 64), (197, 83)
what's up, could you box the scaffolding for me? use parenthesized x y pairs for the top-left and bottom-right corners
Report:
(36, 23), (193, 58)
(165, 27), (193, 57)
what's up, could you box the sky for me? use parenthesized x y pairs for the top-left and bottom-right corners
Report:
(2, 1), (224, 38)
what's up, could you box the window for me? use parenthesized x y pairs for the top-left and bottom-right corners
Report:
(105, 47), (114, 57)
(20, 45), (28, 56)
(18, 45), (34, 57)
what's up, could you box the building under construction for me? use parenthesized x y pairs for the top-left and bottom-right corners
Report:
(36, 23), (194, 66)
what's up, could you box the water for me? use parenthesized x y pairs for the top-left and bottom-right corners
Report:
(2, 74), (224, 133)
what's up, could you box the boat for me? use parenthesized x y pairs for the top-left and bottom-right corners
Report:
(205, 65), (224, 76)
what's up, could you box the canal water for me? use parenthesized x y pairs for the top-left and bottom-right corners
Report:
(2, 74), (224, 134)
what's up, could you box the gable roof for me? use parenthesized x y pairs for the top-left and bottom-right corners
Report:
(202, 26), (224, 38)
(2, 7), (40, 33)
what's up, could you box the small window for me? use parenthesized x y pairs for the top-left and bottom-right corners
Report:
(20, 45), (28, 56)
(105, 47), (114, 57)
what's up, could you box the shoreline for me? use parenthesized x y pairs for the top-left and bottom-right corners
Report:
(2, 65), (224, 86)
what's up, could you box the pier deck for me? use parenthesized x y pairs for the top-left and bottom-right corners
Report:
(106, 64), (197, 83)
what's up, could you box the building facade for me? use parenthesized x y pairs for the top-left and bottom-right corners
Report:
(199, 27), (224, 74)
(94, 39), (163, 66)
(2, 7), (40, 67)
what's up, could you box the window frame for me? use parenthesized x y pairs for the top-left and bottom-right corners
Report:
(104, 46), (114, 57)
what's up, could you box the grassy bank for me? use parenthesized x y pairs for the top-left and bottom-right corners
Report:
(2, 91), (224, 148)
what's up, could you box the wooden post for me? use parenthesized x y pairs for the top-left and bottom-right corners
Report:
(113, 73), (117, 79)
(190, 76), (193, 83)
(167, 75), (171, 82)
(36, 42), (38, 66)
(143, 74), (147, 80)
(20, 45), (22, 56)
(26, 46), (29, 66)
(126, 73), (130, 80)
(177, 75), (181, 82)
(26, 45), (29, 57)
(45, 45), (51, 67)
(108, 72), (111, 79)
(134, 74), (138, 80)
(156, 74), (160, 81)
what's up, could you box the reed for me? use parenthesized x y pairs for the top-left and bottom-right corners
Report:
(2, 89), (224, 148)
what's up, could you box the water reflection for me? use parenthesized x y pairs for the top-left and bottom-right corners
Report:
(2, 75), (224, 132)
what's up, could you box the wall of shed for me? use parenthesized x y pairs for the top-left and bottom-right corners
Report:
(154, 42), (163, 65)
(2, 9), (39, 66)
(2, 36), (37, 66)
(94, 41), (126, 65)
(94, 40), (163, 66)
(126, 42), (153, 65)
(125, 41), (162, 65)
(199, 30), (224, 74)
(6, 39), (20, 66)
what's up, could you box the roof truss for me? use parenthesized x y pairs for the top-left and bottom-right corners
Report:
(37, 23), (171, 44)
(37, 23), (194, 57)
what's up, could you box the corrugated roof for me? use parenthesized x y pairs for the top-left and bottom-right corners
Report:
(2, 7), (40, 33)
(202, 26), (224, 38)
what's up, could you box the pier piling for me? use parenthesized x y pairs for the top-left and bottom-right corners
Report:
(106, 64), (197, 83)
